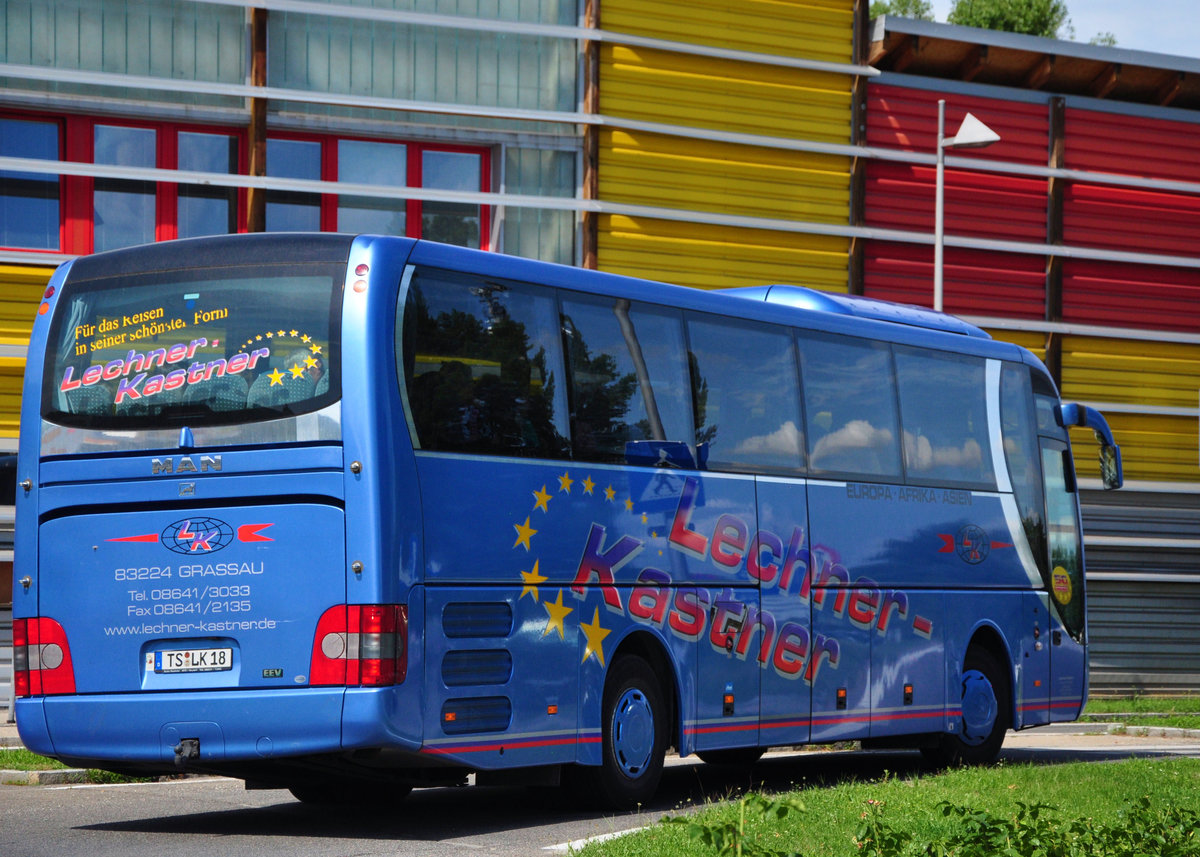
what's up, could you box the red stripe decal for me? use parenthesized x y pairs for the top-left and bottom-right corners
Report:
(237, 523), (274, 542)
(107, 533), (160, 543)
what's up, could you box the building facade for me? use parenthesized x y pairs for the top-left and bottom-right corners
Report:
(1, 0), (1198, 704)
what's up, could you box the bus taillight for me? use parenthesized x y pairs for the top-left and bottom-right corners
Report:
(310, 605), (408, 687)
(13, 617), (77, 697)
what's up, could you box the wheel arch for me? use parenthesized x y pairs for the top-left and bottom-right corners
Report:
(962, 622), (1015, 721)
(608, 629), (681, 756)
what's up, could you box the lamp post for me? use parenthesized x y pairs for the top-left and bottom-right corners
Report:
(934, 99), (1000, 313)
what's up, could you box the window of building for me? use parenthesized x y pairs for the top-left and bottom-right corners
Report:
(0, 111), (493, 254)
(0, 116), (60, 250)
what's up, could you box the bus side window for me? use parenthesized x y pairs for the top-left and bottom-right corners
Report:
(560, 296), (691, 466)
(894, 347), (995, 489)
(685, 314), (804, 474)
(798, 334), (901, 480)
(402, 269), (570, 459)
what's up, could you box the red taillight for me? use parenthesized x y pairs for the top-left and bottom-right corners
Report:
(13, 617), (76, 697)
(310, 605), (407, 687)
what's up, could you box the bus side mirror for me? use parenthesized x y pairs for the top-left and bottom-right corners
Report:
(1058, 402), (1123, 490)
(1098, 441), (1123, 491)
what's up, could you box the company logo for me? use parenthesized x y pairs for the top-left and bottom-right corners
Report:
(1052, 566), (1073, 605)
(152, 455), (222, 475)
(953, 524), (990, 564)
(161, 518), (236, 554)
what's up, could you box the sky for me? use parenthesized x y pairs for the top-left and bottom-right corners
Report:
(926, 0), (1200, 61)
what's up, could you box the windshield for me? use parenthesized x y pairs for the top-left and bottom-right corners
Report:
(43, 253), (344, 432)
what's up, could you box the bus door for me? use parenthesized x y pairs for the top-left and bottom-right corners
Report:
(755, 477), (811, 748)
(1041, 439), (1087, 721)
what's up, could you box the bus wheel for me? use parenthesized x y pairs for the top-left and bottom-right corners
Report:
(592, 656), (666, 809)
(696, 747), (764, 768)
(924, 647), (1010, 767)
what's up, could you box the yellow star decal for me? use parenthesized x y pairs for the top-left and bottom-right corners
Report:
(265, 331), (274, 338)
(310, 343), (323, 355)
(277, 329), (286, 337)
(304, 355), (318, 369)
(604, 485), (616, 502)
(520, 559), (547, 602)
(557, 471), (573, 493)
(289, 364), (306, 379)
(581, 607), (611, 667)
(267, 368), (285, 386)
(255, 334), (263, 341)
(582, 475), (596, 495)
(624, 498), (634, 512)
(532, 485), (552, 513)
(641, 513), (648, 525)
(302, 334), (311, 343)
(513, 516), (537, 551)
(290, 329), (299, 337)
(543, 589), (573, 640)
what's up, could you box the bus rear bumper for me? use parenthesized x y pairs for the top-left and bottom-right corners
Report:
(25, 687), (423, 770)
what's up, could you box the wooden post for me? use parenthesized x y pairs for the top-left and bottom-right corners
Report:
(1045, 96), (1065, 384)
(581, 0), (600, 269)
(246, 8), (268, 233)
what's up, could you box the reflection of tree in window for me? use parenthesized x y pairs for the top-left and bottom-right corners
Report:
(407, 281), (564, 457)
(562, 313), (638, 462)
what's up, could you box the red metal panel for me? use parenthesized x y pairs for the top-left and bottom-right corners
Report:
(1062, 260), (1200, 333)
(863, 241), (1045, 319)
(1063, 183), (1200, 257)
(1065, 108), (1200, 183)
(865, 84), (1048, 244)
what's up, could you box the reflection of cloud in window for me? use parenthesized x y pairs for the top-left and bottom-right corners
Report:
(734, 420), (804, 459)
(811, 419), (894, 467)
(905, 433), (983, 472)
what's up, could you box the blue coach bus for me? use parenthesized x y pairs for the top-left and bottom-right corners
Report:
(13, 233), (1121, 808)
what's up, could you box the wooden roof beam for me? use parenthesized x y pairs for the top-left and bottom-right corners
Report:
(868, 32), (912, 67)
(1090, 63), (1121, 99)
(957, 44), (988, 82)
(1025, 54), (1055, 90)
(1157, 71), (1184, 106)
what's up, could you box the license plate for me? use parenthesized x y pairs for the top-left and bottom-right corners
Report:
(149, 647), (233, 674)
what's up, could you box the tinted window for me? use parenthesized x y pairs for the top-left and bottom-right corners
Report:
(265, 138), (321, 232)
(45, 260), (343, 429)
(799, 335), (901, 479)
(562, 296), (691, 464)
(895, 347), (995, 488)
(178, 132), (238, 239)
(687, 315), (804, 473)
(93, 125), (156, 252)
(402, 269), (569, 459)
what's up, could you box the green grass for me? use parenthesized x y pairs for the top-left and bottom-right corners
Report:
(1084, 696), (1200, 730)
(579, 758), (1200, 857)
(0, 748), (71, 771)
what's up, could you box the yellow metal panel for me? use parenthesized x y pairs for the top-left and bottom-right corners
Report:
(600, 130), (849, 222)
(1060, 336), (1200, 409)
(601, 0), (854, 65)
(1060, 336), (1200, 483)
(0, 264), (55, 347)
(0, 356), (25, 439)
(598, 214), (849, 292)
(603, 45), (852, 142)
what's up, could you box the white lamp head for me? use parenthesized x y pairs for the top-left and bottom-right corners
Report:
(944, 112), (1001, 149)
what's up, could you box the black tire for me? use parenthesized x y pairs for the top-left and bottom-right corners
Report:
(923, 647), (1010, 767)
(586, 656), (667, 809)
(288, 781), (412, 807)
(696, 747), (765, 768)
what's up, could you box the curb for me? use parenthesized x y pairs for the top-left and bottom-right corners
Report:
(1, 768), (90, 786)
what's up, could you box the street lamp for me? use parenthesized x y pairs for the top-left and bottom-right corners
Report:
(934, 99), (1000, 313)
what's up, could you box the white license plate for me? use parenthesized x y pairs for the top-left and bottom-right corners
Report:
(150, 647), (233, 674)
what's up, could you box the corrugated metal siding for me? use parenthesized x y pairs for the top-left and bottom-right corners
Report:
(1061, 260), (1200, 333)
(1059, 336), (1200, 483)
(863, 241), (1046, 317)
(596, 0), (855, 289)
(986, 328), (1047, 364)
(1082, 488), (1200, 695)
(1063, 183), (1200, 257)
(1065, 107), (1200, 183)
(0, 264), (53, 346)
(598, 214), (849, 291)
(600, 0), (854, 64)
(865, 85), (1048, 238)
